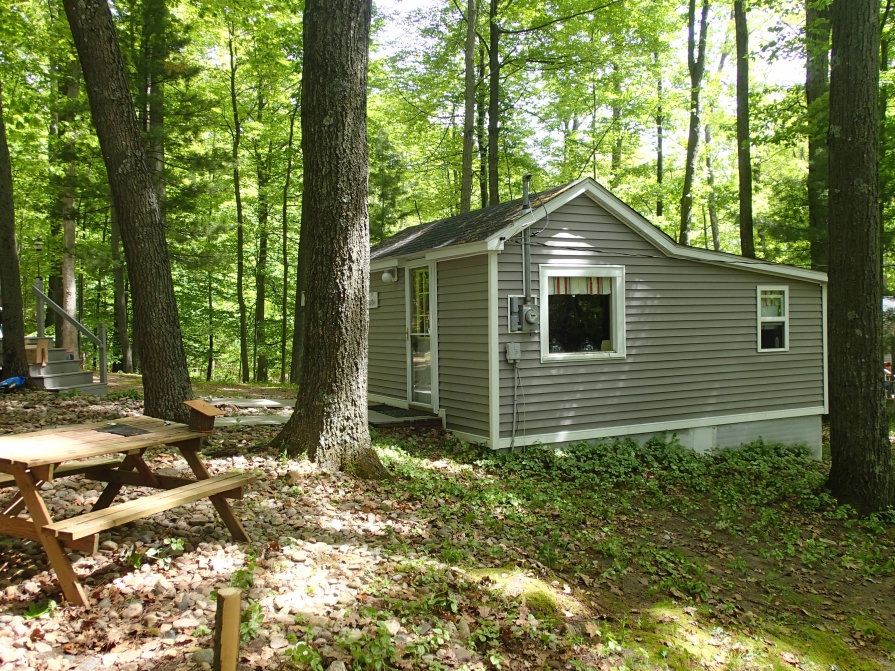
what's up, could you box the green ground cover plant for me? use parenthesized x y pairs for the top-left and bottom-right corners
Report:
(325, 428), (895, 670)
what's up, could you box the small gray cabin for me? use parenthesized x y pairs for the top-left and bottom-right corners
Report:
(368, 177), (827, 457)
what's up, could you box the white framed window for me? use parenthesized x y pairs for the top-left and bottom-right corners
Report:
(538, 264), (626, 362)
(757, 285), (789, 352)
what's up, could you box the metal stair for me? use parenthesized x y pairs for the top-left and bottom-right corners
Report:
(25, 341), (107, 396)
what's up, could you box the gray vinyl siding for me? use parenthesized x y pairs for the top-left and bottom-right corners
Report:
(437, 255), (490, 436)
(498, 194), (825, 440)
(369, 269), (406, 399)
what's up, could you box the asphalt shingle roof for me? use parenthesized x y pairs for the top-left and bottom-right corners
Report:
(370, 180), (582, 261)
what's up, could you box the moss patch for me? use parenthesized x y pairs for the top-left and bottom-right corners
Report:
(468, 566), (587, 617)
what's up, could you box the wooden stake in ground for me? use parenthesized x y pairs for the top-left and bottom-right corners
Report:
(213, 587), (242, 671)
(272, 0), (388, 479)
(0, 82), (29, 380)
(826, 0), (893, 513)
(61, 0), (193, 423)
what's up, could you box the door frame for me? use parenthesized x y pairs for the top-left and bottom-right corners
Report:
(405, 259), (439, 412)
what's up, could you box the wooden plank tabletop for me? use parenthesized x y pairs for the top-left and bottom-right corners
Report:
(0, 418), (207, 469)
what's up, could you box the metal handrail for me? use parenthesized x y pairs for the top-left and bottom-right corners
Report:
(33, 278), (107, 385)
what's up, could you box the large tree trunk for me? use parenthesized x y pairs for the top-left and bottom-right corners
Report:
(806, 1), (830, 271)
(290, 223), (308, 384)
(141, 0), (167, 218)
(734, 0), (755, 258)
(476, 45), (488, 209)
(274, 0), (387, 479)
(0, 83), (29, 380)
(227, 31), (250, 384)
(679, 0), (710, 245)
(487, 0), (500, 206)
(62, 0), (192, 422)
(460, 0), (478, 213)
(826, 0), (892, 513)
(281, 100), (298, 383)
(110, 207), (132, 373)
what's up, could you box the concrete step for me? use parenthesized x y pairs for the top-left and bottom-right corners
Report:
(29, 360), (82, 377)
(33, 371), (94, 390)
(48, 348), (76, 364)
(53, 382), (107, 397)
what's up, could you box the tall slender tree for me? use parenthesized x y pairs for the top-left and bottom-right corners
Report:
(274, 0), (387, 478)
(826, 0), (893, 513)
(0, 83), (29, 380)
(806, 0), (831, 271)
(679, 0), (710, 245)
(734, 0), (755, 258)
(62, 0), (193, 422)
(459, 0), (478, 213)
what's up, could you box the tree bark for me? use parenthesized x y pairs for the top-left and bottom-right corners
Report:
(734, 0), (755, 258)
(679, 0), (710, 245)
(62, 0), (192, 422)
(274, 0), (387, 479)
(826, 0), (892, 513)
(806, 1), (830, 271)
(110, 207), (132, 373)
(704, 125), (721, 252)
(227, 30), (250, 384)
(460, 0), (478, 213)
(290, 221), (309, 384)
(476, 45), (488, 209)
(655, 55), (664, 218)
(281, 100), (298, 383)
(0, 83), (29, 380)
(206, 272), (214, 381)
(487, 0), (500, 206)
(253, 94), (271, 383)
(60, 63), (78, 354)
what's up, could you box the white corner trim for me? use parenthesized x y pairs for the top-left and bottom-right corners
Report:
(493, 406), (826, 450)
(822, 284), (829, 414)
(450, 429), (491, 447)
(487, 251), (500, 449)
(368, 393), (409, 409)
(486, 178), (828, 285)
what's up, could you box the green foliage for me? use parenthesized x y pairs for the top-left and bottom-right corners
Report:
(126, 537), (185, 569)
(240, 600), (264, 642)
(230, 550), (258, 590)
(23, 599), (57, 620)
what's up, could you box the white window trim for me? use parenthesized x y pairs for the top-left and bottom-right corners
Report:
(538, 264), (626, 363)
(757, 285), (789, 353)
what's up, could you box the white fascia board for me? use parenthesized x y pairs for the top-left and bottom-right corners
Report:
(487, 251), (500, 448)
(486, 178), (828, 286)
(370, 258), (405, 272)
(822, 284), (829, 414)
(493, 405), (827, 450)
(425, 241), (492, 262)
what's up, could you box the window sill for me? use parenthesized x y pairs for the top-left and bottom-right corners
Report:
(541, 351), (626, 363)
(757, 348), (790, 353)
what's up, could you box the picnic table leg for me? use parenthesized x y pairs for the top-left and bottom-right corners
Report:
(178, 444), (251, 543)
(91, 452), (143, 511)
(10, 467), (89, 608)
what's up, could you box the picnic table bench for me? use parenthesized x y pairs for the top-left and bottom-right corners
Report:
(0, 411), (256, 608)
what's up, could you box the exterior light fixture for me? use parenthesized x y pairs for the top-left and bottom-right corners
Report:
(381, 267), (398, 283)
(33, 236), (44, 253)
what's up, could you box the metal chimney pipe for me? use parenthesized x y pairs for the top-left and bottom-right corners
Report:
(522, 174), (533, 302)
(522, 173), (532, 213)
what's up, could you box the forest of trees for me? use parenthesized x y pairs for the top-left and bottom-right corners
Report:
(1, 0), (894, 382)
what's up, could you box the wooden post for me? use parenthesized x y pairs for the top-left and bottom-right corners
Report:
(213, 587), (242, 671)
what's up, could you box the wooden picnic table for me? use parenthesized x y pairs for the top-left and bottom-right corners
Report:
(0, 415), (256, 608)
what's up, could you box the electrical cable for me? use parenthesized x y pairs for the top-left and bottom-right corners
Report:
(530, 203), (550, 237)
